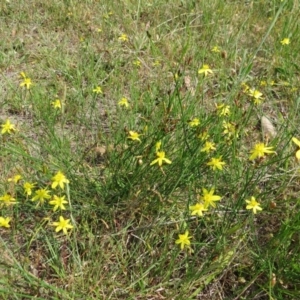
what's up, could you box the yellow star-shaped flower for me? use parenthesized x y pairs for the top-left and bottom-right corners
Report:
(249, 143), (275, 160)
(207, 157), (226, 171)
(52, 216), (73, 235)
(200, 188), (221, 209)
(93, 86), (103, 94)
(32, 188), (51, 205)
(188, 118), (200, 127)
(0, 217), (11, 228)
(245, 196), (262, 214)
(198, 64), (213, 77)
(118, 97), (129, 108)
(51, 171), (70, 189)
(49, 195), (68, 211)
(280, 38), (290, 45)
(118, 34), (128, 42)
(200, 141), (216, 153)
(20, 72), (32, 89)
(51, 99), (62, 109)
(128, 131), (142, 142)
(189, 203), (208, 217)
(175, 230), (192, 250)
(1, 119), (16, 135)
(248, 89), (263, 105)
(150, 151), (172, 167)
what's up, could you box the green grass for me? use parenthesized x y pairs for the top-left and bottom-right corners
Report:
(1, 0), (300, 299)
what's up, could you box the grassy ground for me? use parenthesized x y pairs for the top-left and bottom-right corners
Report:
(1, 0), (300, 299)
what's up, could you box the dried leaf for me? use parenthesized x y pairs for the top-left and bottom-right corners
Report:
(184, 75), (195, 96)
(261, 116), (276, 138)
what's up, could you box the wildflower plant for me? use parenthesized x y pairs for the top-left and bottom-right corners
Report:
(1, 1), (300, 298)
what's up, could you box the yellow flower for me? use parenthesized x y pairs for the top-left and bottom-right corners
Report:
(175, 230), (192, 250)
(200, 141), (216, 153)
(291, 87), (298, 93)
(211, 46), (220, 53)
(128, 131), (142, 142)
(93, 86), (103, 94)
(8, 174), (22, 183)
(174, 72), (179, 81)
(198, 131), (210, 141)
(0, 194), (17, 207)
(280, 38), (290, 45)
(1, 119), (16, 135)
(23, 182), (36, 196)
(248, 89), (263, 105)
(52, 216), (73, 235)
(292, 137), (300, 161)
(249, 143), (275, 160)
(245, 196), (262, 214)
(198, 64), (213, 77)
(20, 72), (32, 89)
(32, 188), (51, 204)
(103, 11), (113, 19)
(241, 82), (250, 92)
(118, 97), (129, 108)
(200, 188), (221, 209)
(0, 217), (11, 228)
(207, 157), (226, 171)
(189, 203), (208, 217)
(51, 171), (70, 189)
(51, 99), (61, 109)
(118, 33), (128, 42)
(152, 60), (161, 66)
(133, 60), (141, 67)
(188, 118), (200, 127)
(216, 103), (230, 116)
(150, 151), (172, 167)
(49, 195), (68, 212)
(222, 121), (238, 138)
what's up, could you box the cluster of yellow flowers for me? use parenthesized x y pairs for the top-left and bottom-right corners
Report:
(0, 170), (73, 235)
(174, 136), (300, 251)
(0, 72), (77, 235)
